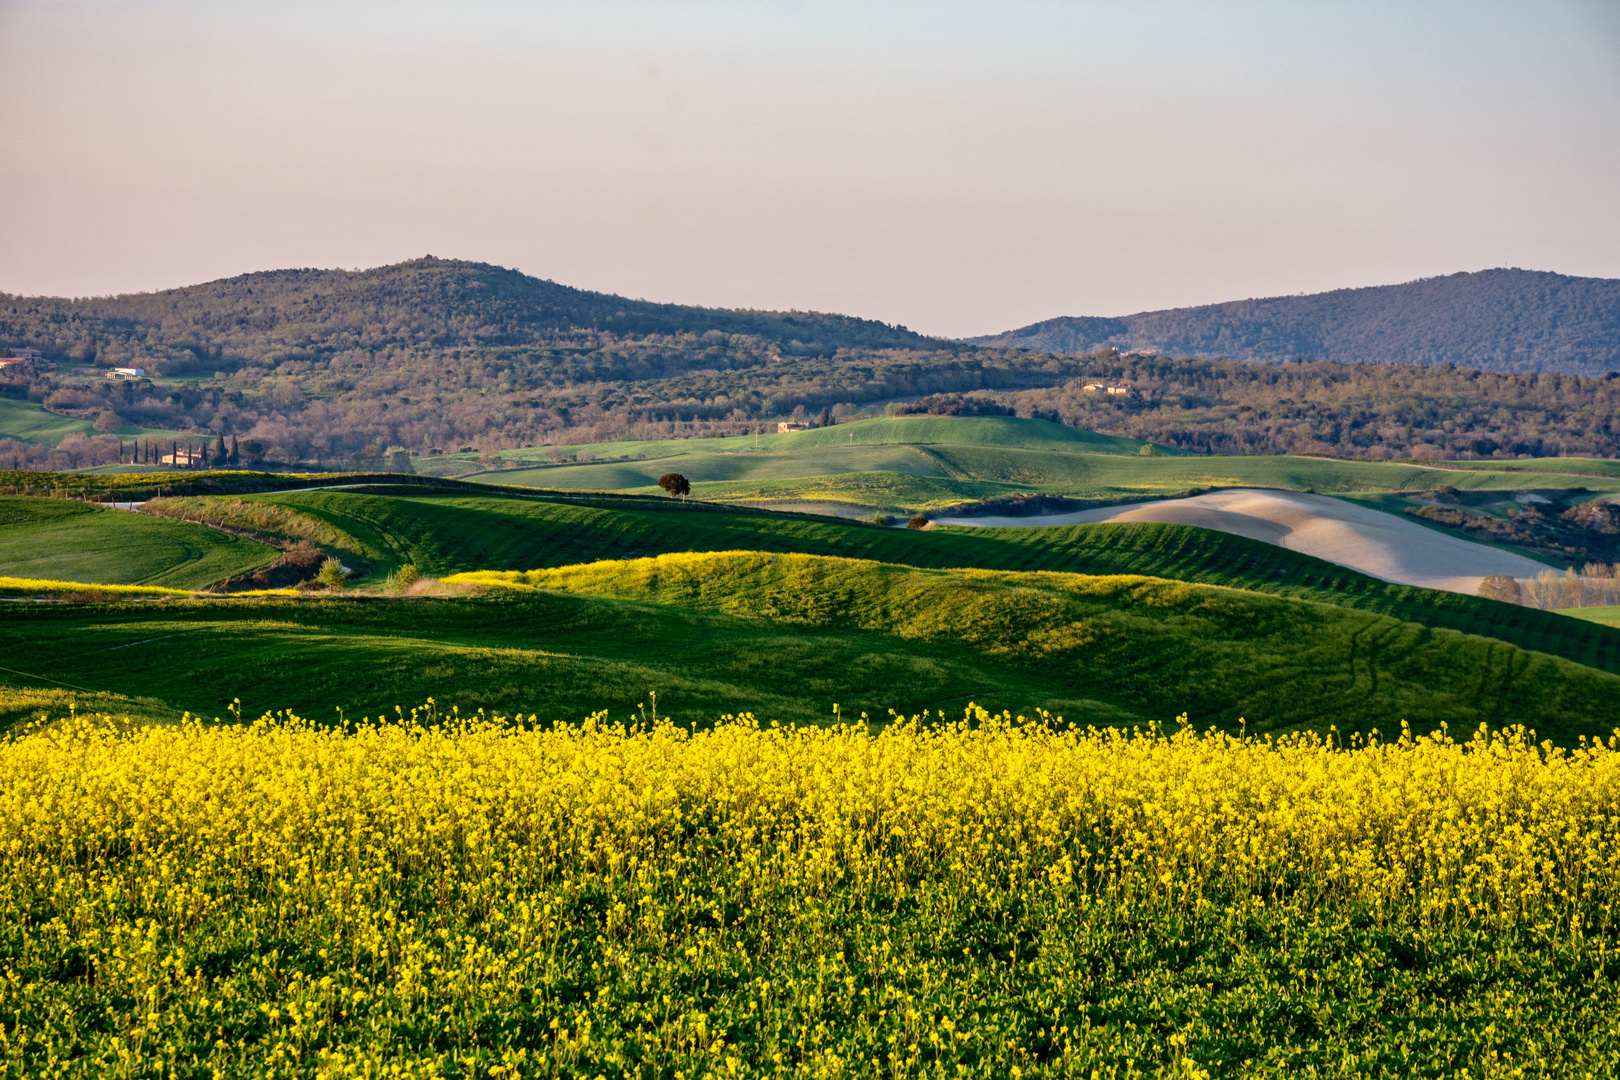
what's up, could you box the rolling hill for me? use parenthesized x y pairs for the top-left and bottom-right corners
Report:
(5, 550), (1618, 740)
(46, 485), (1602, 674)
(0, 496), (276, 588)
(971, 269), (1620, 375)
(0, 257), (938, 362)
(6, 260), (1620, 460)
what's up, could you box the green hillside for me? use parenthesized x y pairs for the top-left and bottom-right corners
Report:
(494, 442), (948, 492)
(227, 489), (1620, 673)
(0, 398), (94, 446)
(0, 497), (277, 587)
(476, 419), (1620, 514)
(765, 415), (1157, 452)
(5, 551), (1616, 740)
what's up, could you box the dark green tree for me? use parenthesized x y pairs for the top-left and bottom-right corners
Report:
(658, 472), (691, 499)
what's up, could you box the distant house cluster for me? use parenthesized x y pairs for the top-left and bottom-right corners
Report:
(776, 420), (814, 433)
(1082, 383), (1136, 397)
(106, 367), (146, 379)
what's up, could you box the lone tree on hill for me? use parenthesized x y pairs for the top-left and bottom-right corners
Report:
(658, 472), (690, 499)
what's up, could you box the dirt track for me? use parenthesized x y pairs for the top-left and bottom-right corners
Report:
(936, 488), (1551, 594)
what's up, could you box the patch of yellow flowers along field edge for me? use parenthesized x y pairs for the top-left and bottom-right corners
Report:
(3, 704), (1620, 1076)
(0, 576), (304, 599)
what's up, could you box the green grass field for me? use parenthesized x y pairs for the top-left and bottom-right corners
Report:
(479, 416), (1162, 502)
(0, 497), (277, 587)
(0, 397), (95, 446)
(4, 551), (1616, 741)
(474, 418), (1620, 515)
(498, 415), (1161, 463)
(494, 442), (949, 492)
(232, 488), (1620, 674)
(2, 483), (1612, 673)
(1559, 606), (1620, 627)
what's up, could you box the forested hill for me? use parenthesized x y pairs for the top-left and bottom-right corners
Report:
(0, 257), (939, 367)
(970, 269), (1620, 376)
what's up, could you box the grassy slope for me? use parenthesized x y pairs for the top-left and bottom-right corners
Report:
(671, 450), (1620, 512)
(520, 415), (1157, 459)
(1559, 606), (1620, 627)
(921, 447), (1620, 494)
(0, 398), (94, 445)
(494, 443), (948, 492)
(248, 490), (1620, 674)
(0, 497), (278, 587)
(477, 416), (1159, 488)
(5, 552), (1617, 741)
(478, 430), (1620, 514)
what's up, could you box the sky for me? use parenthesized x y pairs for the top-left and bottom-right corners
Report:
(1, 1), (1618, 338)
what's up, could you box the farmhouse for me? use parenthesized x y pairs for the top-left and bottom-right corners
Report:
(0, 349), (43, 369)
(777, 420), (812, 433)
(1082, 383), (1136, 396)
(106, 367), (146, 378)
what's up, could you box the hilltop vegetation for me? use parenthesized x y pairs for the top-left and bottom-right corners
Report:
(973, 268), (1620, 376)
(4, 259), (1620, 464)
(997, 353), (1620, 459)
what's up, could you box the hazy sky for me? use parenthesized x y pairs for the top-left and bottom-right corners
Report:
(2, 1), (1618, 337)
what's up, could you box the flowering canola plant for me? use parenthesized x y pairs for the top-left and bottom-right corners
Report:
(2, 707), (1620, 1078)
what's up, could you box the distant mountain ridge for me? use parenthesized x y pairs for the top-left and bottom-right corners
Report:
(968, 269), (1620, 376)
(1, 257), (941, 361)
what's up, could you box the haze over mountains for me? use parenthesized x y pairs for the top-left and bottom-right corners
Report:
(970, 270), (1620, 376)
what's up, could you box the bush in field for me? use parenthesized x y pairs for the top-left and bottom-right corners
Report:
(3, 710), (1620, 1075)
(384, 563), (421, 594)
(316, 557), (347, 591)
(658, 472), (691, 498)
(906, 514), (930, 529)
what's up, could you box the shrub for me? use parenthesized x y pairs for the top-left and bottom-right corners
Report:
(316, 557), (348, 591)
(870, 513), (892, 527)
(906, 515), (931, 530)
(384, 563), (422, 594)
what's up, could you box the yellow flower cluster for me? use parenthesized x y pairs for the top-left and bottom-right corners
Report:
(2, 707), (1619, 1077)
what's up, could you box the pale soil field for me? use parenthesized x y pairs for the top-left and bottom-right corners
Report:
(936, 488), (1551, 595)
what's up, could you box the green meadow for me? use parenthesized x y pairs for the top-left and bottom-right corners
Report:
(3, 413), (1617, 744)
(468, 415), (1620, 513)
(4, 487), (1615, 673)
(0, 497), (276, 588)
(4, 550), (1617, 741)
(0, 397), (95, 446)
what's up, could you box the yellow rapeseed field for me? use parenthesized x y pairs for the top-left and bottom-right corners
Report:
(2, 706), (1619, 1077)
